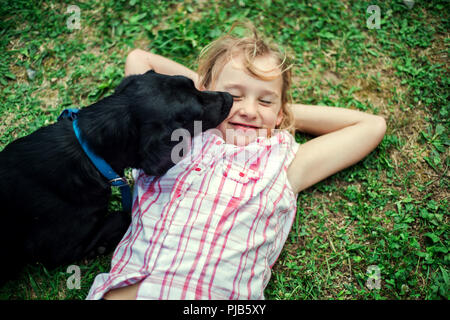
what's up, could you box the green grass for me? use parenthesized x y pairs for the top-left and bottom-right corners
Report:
(0, 0), (448, 300)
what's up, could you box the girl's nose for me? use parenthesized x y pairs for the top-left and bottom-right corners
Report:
(238, 98), (258, 119)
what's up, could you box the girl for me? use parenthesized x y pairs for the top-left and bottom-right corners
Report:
(87, 24), (386, 300)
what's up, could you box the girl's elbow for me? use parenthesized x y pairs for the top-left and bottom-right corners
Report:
(127, 48), (148, 59)
(126, 48), (142, 63)
(125, 49), (154, 76)
(376, 115), (387, 134)
(371, 115), (387, 142)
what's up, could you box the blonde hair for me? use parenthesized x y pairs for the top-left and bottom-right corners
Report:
(196, 22), (295, 134)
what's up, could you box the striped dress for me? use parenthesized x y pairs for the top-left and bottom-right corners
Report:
(87, 129), (299, 300)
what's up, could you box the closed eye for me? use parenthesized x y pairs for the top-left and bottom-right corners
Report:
(260, 99), (273, 105)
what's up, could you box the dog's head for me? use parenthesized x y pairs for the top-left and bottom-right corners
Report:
(115, 70), (233, 176)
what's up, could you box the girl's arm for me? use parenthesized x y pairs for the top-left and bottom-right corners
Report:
(124, 49), (200, 86)
(287, 103), (386, 193)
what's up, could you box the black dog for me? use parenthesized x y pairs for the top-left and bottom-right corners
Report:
(0, 70), (233, 283)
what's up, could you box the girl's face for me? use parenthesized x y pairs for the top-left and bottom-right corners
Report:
(210, 54), (284, 146)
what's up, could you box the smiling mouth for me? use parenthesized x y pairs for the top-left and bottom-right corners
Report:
(229, 122), (260, 130)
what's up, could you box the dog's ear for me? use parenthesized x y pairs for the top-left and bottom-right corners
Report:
(138, 123), (175, 176)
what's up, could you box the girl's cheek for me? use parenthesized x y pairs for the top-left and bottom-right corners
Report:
(263, 109), (279, 126)
(227, 102), (241, 116)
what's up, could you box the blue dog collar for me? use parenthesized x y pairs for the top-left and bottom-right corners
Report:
(58, 109), (132, 212)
